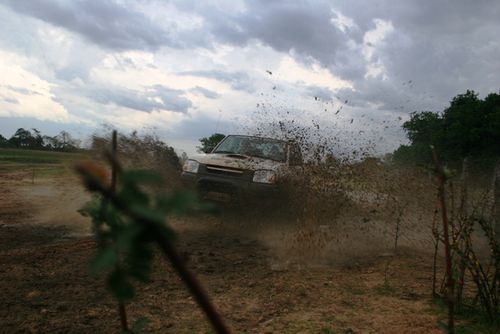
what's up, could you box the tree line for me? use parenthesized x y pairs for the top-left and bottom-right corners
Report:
(393, 90), (500, 167)
(2, 89), (498, 163)
(0, 128), (80, 152)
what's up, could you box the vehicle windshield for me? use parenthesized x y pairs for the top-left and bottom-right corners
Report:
(213, 136), (287, 162)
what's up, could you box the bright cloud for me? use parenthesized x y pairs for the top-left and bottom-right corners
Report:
(0, 51), (77, 122)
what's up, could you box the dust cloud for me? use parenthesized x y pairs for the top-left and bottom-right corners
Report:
(17, 170), (92, 237)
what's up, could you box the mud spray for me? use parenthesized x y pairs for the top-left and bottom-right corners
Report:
(207, 87), (441, 269)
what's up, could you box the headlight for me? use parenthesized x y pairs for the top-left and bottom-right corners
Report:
(183, 160), (200, 173)
(253, 170), (276, 184)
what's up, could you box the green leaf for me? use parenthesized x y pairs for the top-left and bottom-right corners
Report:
(114, 223), (141, 250)
(126, 245), (153, 282)
(89, 247), (117, 276)
(130, 205), (165, 225)
(107, 269), (135, 301)
(107, 212), (124, 230)
(118, 187), (149, 207)
(120, 170), (163, 185)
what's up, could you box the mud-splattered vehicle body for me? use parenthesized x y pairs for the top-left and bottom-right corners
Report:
(181, 135), (303, 201)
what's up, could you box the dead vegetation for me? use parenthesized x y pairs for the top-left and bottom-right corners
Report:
(90, 130), (182, 191)
(431, 158), (500, 327)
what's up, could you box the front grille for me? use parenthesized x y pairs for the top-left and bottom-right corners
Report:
(205, 164), (245, 177)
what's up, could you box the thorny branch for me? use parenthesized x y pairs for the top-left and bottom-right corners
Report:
(431, 145), (455, 334)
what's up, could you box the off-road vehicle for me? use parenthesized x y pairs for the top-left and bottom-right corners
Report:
(181, 135), (303, 201)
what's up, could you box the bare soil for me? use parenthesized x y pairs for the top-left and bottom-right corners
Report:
(0, 169), (454, 333)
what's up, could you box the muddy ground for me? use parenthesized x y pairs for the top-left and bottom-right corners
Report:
(0, 167), (471, 333)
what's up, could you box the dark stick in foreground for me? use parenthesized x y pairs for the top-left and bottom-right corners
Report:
(431, 207), (439, 298)
(110, 131), (129, 333)
(431, 145), (455, 334)
(153, 226), (231, 334)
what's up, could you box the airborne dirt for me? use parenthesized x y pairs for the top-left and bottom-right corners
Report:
(0, 166), (453, 333)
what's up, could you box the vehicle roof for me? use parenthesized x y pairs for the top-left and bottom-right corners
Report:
(223, 134), (288, 143)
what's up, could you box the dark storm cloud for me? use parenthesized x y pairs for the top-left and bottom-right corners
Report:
(181, 1), (362, 76)
(181, 0), (500, 110)
(178, 70), (255, 93)
(2, 0), (173, 51)
(213, 1), (346, 63)
(88, 85), (192, 113)
(333, 0), (500, 109)
(190, 86), (220, 99)
(2, 0), (500, 138)
(2, 0), (361, 76)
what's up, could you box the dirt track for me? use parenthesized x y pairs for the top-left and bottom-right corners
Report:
(0, 170), (449, 333)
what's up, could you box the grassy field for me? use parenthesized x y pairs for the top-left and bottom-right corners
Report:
(0, 148), (86, 178)
(0, 148), (84, 165)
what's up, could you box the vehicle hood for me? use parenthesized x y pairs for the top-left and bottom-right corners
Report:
(190, 153), (286, 171)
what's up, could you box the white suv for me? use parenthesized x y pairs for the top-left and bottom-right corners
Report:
(181, 135), (303, 200)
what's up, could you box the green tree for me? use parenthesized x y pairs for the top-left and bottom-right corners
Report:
(31, 128), (44, 149)
(197, 133), (225, 153)
(9, 128), (34, 148)
(52, 131), (79, 151)
(393, 111), (444, 163)
(0, 134), (11, 148)
(393, 90), (500, 165)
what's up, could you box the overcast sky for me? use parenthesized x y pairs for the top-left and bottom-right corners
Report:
(1, 0), (499, 156)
